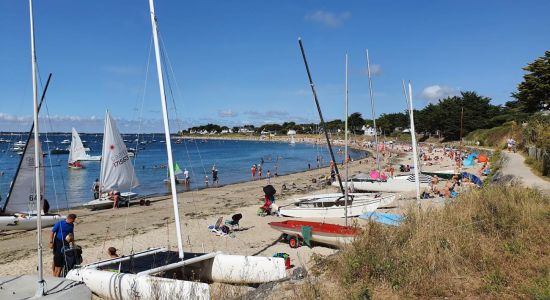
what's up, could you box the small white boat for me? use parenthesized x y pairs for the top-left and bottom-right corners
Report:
(336, 174), (431, 192)
(279, 193), (392, 218)
(84, 192), (139, 210)
(14, 140), (26, 147)
(0, 214), (65, 231)
(68, 128), (101, 165)
(83, 112), (139, 210)
(1, 139), (65, 231)
(60, 139), (70, 144)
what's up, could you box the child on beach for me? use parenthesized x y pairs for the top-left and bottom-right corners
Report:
(204, 175), (209, 187)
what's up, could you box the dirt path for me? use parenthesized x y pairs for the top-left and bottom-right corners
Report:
(501, 151), (550, 194)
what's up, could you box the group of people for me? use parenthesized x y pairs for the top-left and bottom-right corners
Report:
(204, 165), (219, 188)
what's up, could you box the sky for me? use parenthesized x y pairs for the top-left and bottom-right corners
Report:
(1, 0), (549, 133)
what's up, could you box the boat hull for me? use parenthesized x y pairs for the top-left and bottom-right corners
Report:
(0, 214), (65, 231)
(338, 177), (429, 192)
(84, 192), (138, 210)
(279, 196), (387, 218)
(269, 220), (360, 247)
(66, 268), (210, 300)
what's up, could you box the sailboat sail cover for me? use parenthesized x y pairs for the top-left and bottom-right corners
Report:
(68, 127), (87, 163)
(4, 138), (45, 214)
(100, 112), (139, 191)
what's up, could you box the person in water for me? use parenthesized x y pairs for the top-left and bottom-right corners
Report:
(212, 168), (219, 188)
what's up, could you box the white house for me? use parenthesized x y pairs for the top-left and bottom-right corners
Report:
(362, 125), (377, 136)
(287, 129), (297, 135)
(238, 128), (254, 134)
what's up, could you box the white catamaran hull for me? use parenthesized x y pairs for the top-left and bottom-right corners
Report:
(279, 198), (384, 218)
(0, 215), (64, 231)
(66, 268), (210, 300)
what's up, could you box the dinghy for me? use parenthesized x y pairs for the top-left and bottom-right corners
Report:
(1, 138), (65, 231)
(68, 127), (101, 163)
(83, 112), (139, 210)
(279, 193), (387, 218)
(68, 3), (287, 298)
(338, 173), (431, 193)
(269, 220), (360, 248)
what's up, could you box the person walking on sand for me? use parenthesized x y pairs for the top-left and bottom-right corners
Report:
(204, 175), (209, 187)
(50, 213), (77, 277)
(258, 164), (263, 178)
(266, 170), (271, 183)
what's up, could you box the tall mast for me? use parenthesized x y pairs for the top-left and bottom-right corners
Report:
(29, 0), (44, 296)
(298, 38), (345, 195)
(407, 81), (421, 202)
(148, 0), (184, 259)
(344, 53), (349, 225)
(366, 49), (380, 172)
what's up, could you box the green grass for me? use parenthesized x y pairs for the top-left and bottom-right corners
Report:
(301, 185), (550, 299)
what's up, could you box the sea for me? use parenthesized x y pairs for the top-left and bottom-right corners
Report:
(0, 133), (366, 209)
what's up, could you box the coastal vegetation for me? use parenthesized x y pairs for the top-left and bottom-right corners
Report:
(299, 185), (550, 299)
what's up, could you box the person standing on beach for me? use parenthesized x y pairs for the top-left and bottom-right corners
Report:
(251, 165), (256, 180)
(50, 213), (77, 277)
(204, 175), (209, 187)
(91, 178), (100, 199)
(266, 170), (271, 183)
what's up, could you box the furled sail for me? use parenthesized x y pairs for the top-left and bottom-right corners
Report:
(99, 111), (139, 192)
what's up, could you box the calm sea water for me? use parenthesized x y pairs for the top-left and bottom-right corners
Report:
(0, 134), (365, 209)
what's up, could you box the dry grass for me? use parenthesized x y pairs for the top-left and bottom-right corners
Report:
(301, 185), (550, 299)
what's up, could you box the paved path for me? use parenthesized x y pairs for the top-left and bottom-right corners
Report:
(501, 151), (550, 194)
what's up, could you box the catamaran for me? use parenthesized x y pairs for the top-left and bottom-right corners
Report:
(67, 2), (287, 298)
(83, 112), (139, 210)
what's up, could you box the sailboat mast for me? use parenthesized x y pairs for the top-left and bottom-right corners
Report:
(407, 81), (421, 202)
(148, 0), (184, 259)
(29, 0), (44, 295)
(344, 53), (349, 225)
(298, 38), (345, 195)
(366, 49), (380, 172)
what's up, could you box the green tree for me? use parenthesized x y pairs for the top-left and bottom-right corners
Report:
(511, 51), (550, 113)
(347, 112), (365, 132)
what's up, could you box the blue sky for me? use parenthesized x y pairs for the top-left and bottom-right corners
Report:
(1, 0), (549, 133)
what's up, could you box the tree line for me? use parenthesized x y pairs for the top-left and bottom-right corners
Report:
(183, 51), (549, 140)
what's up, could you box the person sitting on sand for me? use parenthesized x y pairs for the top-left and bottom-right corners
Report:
(107, 247), (119, 258)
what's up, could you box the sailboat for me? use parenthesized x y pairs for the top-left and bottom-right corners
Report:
(0, 0), (91, 297)
(67, 2), (287, 299)
(83, 112), (139, 210)
(163, 162), (185, 184)
(68, 128), (101, 167)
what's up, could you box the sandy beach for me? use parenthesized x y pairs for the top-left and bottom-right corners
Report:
(0, 142), (469, 299)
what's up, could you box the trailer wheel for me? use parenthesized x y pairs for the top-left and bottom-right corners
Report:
(145, 200), (151, 206)
(139, 199), (145, 206)
(289, 236), (299, 248)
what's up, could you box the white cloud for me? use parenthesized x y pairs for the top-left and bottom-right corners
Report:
(305, 10), (351, 28)
(362, 64), (382, 76)
(218, 110), (238, 118)
(420, 85), (459, 103)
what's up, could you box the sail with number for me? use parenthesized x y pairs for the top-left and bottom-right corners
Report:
(99, 111), (139, 192)
(68, 127), (87, 163)
(2, 138), (45, 214)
